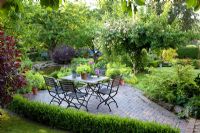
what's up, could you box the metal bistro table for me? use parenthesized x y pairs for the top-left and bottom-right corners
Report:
(61, 75), (109, 103)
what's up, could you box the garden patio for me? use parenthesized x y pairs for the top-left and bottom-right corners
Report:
(26, 84), (188, 133)
(1, 0), (200, 133)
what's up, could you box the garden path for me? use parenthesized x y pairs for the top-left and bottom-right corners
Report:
(27, 85), (188, 133)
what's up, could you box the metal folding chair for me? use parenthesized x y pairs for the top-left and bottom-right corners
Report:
(43, 76), (64, 105)
(97, 76), (121, 112)
(59, 80), (89, 111)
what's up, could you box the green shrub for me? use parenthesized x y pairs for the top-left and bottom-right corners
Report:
(185, 96), (200, 119)
(176, 59), (193, 66)
(49, 71), (59, 78)
(106, 69), (121, 78)
(71, 58), (93, 66)
(95, 60), (107, 69)
(143, 65), (200, 105)
(124, 74), (138, 84)
(17, 86), (32, 94)
(0, 109), (10, 122)
(57, 67), (71, 78)
(177, 47), (199, 59)
(20, 58), (33, 71)
(25, 71), (45, 90)
(8, 95), (179, 133)
(180, 96), (200, 119)
(193, 60), (200, 69)
(162, 48), (177, 62)
(106, 62), (138, 84)
(148, 60), (161, 67)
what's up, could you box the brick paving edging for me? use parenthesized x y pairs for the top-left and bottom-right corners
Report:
(194, 119), (200, 133)
(186, 119), (200, 133)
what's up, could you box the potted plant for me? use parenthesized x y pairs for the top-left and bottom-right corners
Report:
(32, 86), (38, 95)
(76, 64), (91, 80)
(25, 71), (45, 95)
(31, 75), (43, 95)
(106, 68), (121, 79)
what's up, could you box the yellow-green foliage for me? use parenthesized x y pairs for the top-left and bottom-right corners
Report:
(106, 62), (138, 84)
(76, 64), (92, 74)
(162, 48), (177, 62)
(57, 67), (71, 78)
(25, 71), (45, 90)
(0, 109), (10, 122)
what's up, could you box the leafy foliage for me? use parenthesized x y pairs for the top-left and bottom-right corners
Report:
(106, 62), (138, 84)
(52, 45), (75, 64)
(143, 65), (200, 105)
(177, 46), (199, 59)
(76, 64), (92, 74)
(193, 60), (200, 69)
(40, 0), (61, 9)
(185, 96), (200, 118)
(101, 2), (187, 72)
(162, 48), (177, 62)
(25, 70), (45, 90)
(48, 67), (72, 79)
(30, 2), (99, 52)
(0, 30), (26, 107)
(8, 95), (180, 133)
(71, 58), (94, 66)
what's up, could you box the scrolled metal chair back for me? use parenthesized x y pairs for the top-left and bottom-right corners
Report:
(59, 80), (75, 93)
(43, 76), (58, 89)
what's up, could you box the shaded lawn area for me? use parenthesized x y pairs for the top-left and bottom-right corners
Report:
(0, 109), (67, 133)
(135, 67), (200, 91)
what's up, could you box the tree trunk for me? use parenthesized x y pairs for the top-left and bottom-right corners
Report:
(134, 50), (144, 73)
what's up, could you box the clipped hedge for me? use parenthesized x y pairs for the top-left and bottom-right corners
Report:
(8, 95), (180, 133)
(177, 47), (199, 59)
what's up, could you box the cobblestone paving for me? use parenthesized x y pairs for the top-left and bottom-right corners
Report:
(27, 85), (188, 133)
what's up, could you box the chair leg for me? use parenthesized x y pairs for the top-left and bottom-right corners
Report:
(50, 97), (54, 104)
(97, 94), (106, 109)
(110, 97), (118, 108)
(97, 100), (105, 109)
(50, 97), (60, 105)
(107, 103), (112, 112)
(68, 97), (78, 108)
(77, 97), (88, 111)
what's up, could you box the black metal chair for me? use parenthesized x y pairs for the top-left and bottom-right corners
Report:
(43, 76), (64, 105)
(97, 76), (121, 112)
(59, 80), (89, 111)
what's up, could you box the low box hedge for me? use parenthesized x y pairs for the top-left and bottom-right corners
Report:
(8, 95), (180, 133)
(177, 47), (199, 59)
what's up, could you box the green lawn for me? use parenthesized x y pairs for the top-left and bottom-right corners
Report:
(0, 109), (67, 133)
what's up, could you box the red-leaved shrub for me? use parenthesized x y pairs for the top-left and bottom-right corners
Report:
(0, 30), (26, 107)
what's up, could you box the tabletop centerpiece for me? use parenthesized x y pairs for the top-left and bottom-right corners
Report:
(76, 64), (91, 80)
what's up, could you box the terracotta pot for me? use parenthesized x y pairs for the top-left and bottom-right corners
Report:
(81, 73), (87, 80)
(120, 79), (125, 86)
(32, 87), (38, 95)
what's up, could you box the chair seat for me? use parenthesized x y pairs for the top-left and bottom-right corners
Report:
(50, 87), (64, 94)
(67, 92), (87, 99)
(98, 87), (115, 95)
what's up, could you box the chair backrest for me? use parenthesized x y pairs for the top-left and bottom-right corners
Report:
(43, 76), (58, 89)
(59, 80), (75, 93)
(110, 76), (121, 92)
